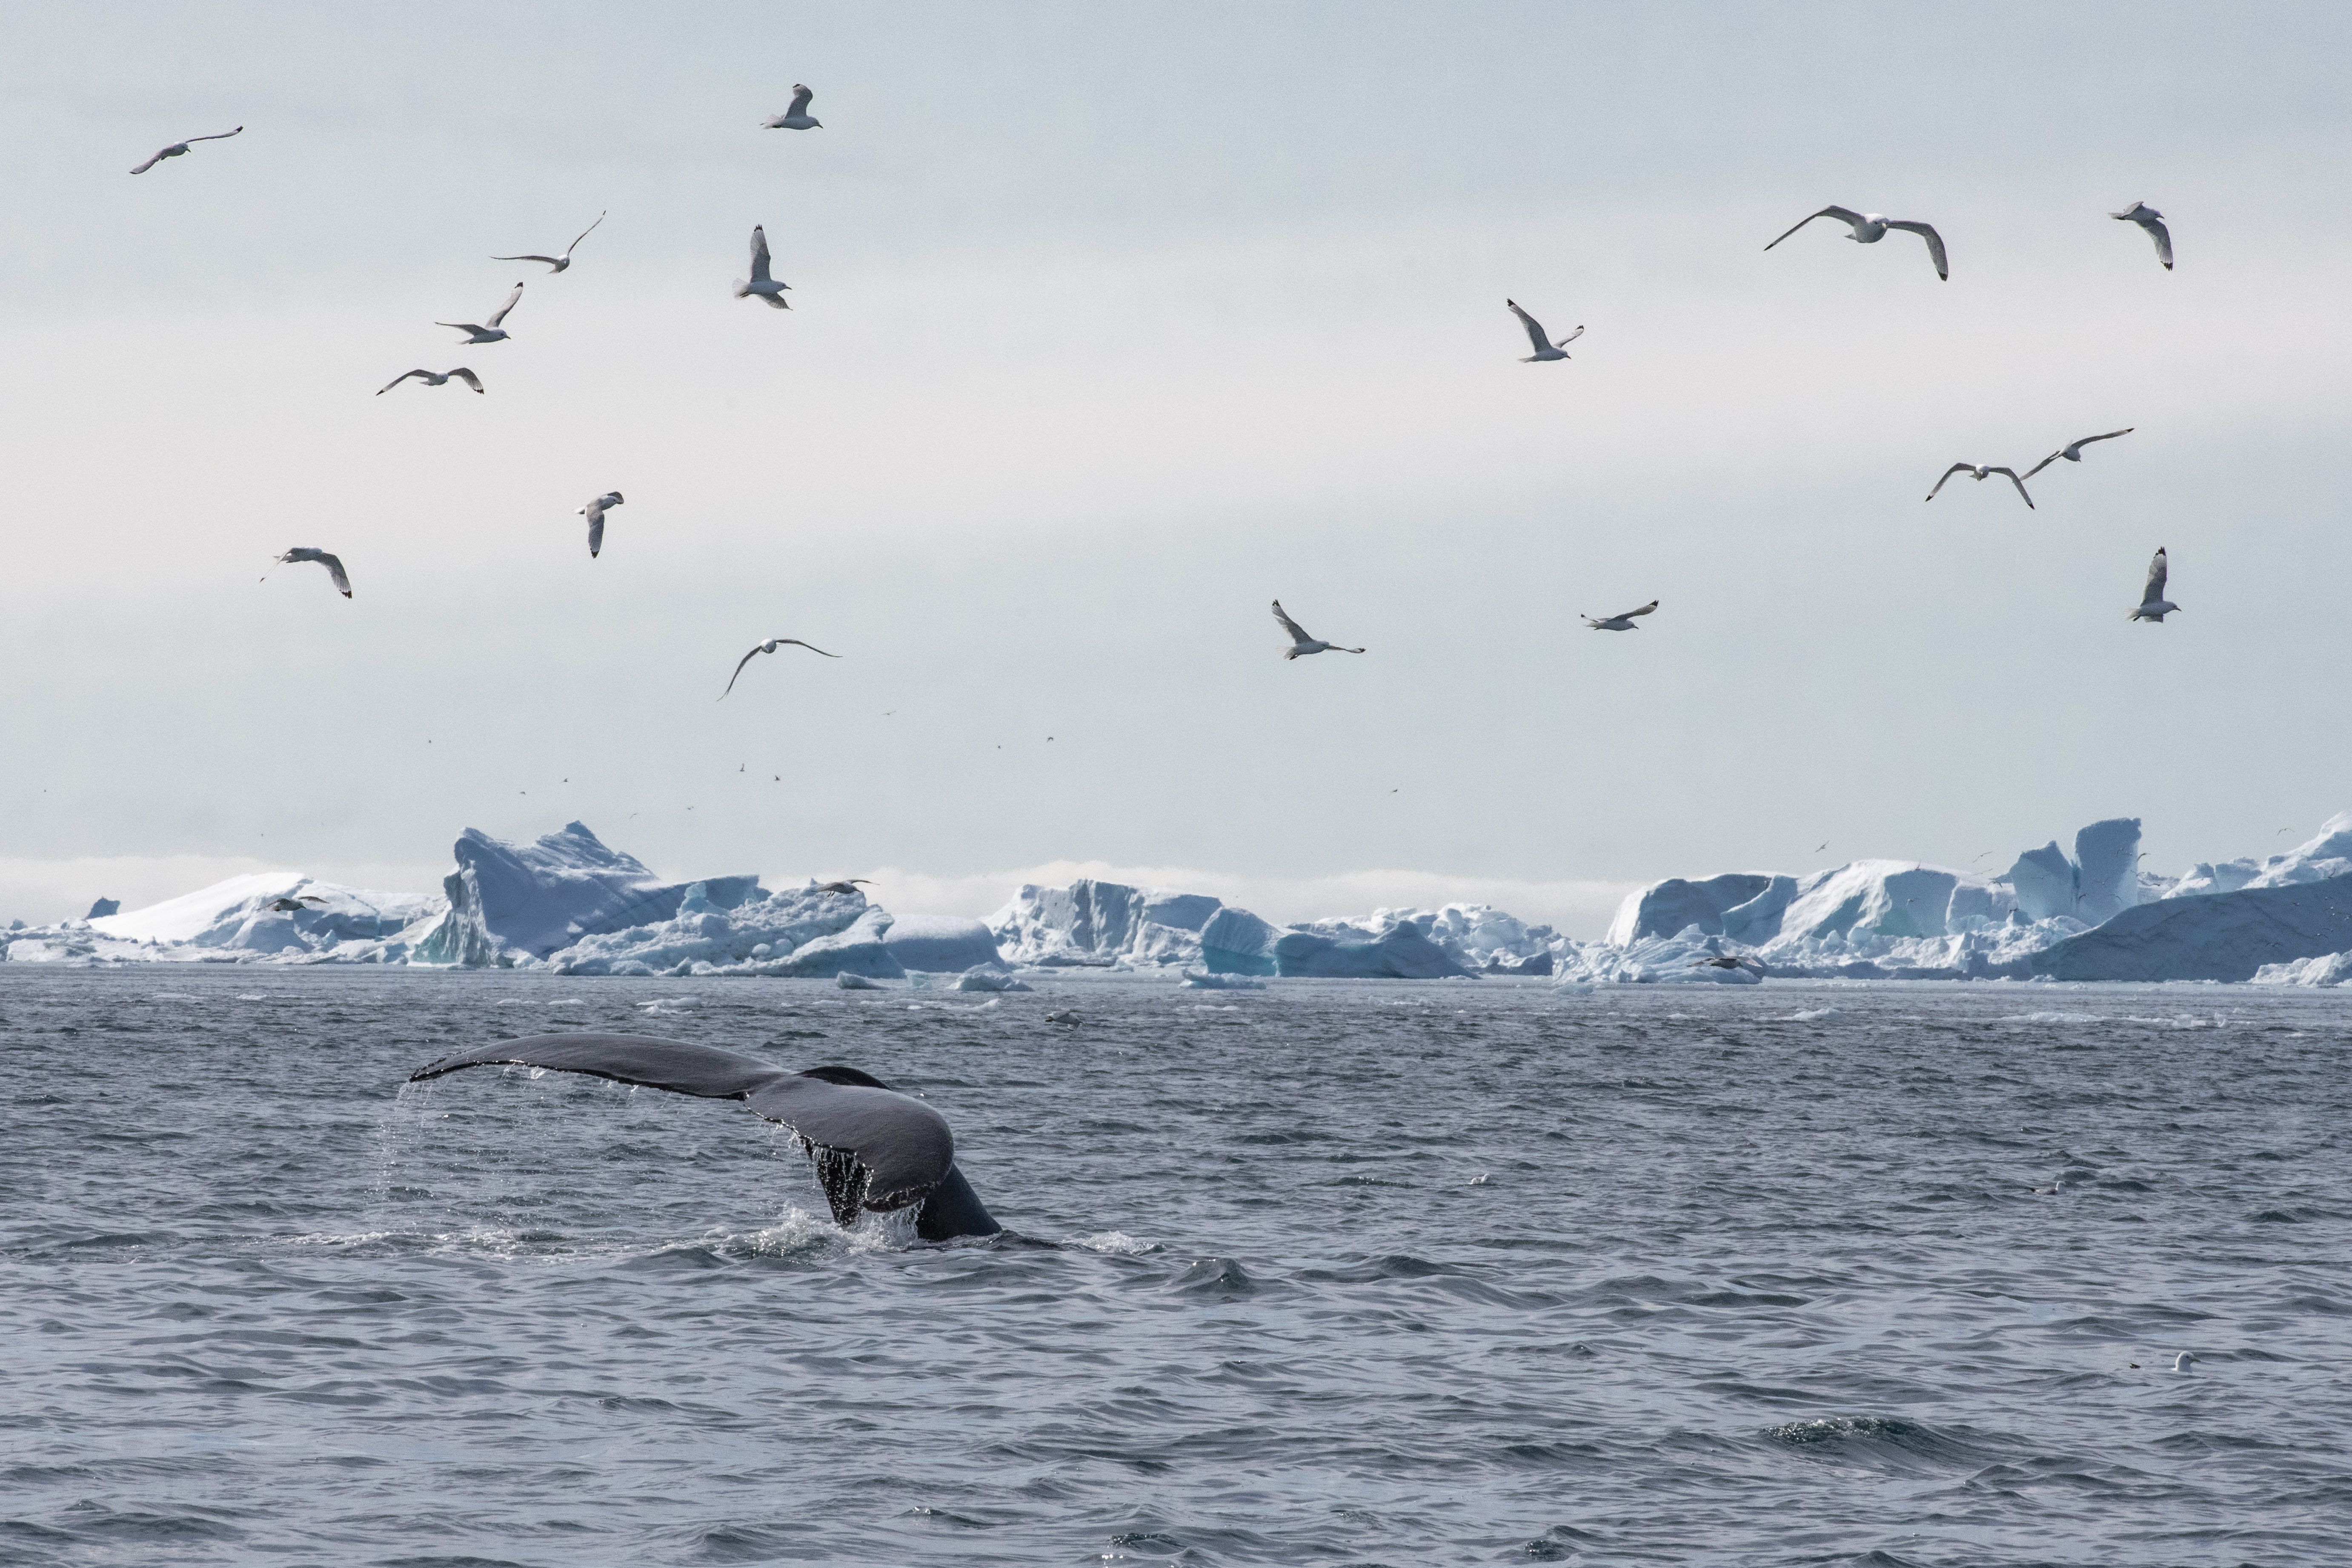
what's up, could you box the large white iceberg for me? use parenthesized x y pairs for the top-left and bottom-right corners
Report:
(2030, 878), (2352, 982)
(3, 873), (442, 964)
(987, 880), (1222, 967)
(411, 822), (761, 967)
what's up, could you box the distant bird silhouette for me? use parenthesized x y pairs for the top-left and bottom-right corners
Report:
(266, 548), (351, 598)
(1583, 600), (1657, 631)
(580, 492), (624, 558)
(734, 226), (790, 308)
(722, 637), (841, 697)
(377, 367), (482, 396)
(1695, 954), (1764, 973)
(762, 85), (822, 130)
(1766, 205), (1948, 280)
(1506, 299), (1583, 362)
(438, 283), (524, 343)
(813, 879), (872, 896)
(1927, 463), (2034, 509)
(2021, 429), (2133, 481)
(129, 126), (241, 175)
(493, 211), (606, 273)
(1272, 600), (1363, 658)
(2111, 202), (2173, 270)
(264, 895), (326, 912)
(2129, 547), (2180, 622)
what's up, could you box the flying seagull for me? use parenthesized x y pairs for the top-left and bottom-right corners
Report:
(1765, 206), (1949, 280)
(1926, 463), (2034, 508)
(2129, 547), (2180, 622)
(492, 211), (606, 273)
(264, 895), (326, 912)
(762, 85), (823, 130)
(1271, 600), (1363, 658)
(1583, 599), (1657, 631)
(814, 879), (872, 895)
(2021, 428), (2133, 481)
(376, 366), (483, 396)
(438, 283), (524, 343)
(579, 492), (624, 558)
(1506, 299), (1583, 362)
(733, 225), (790, 308)
(2111, 201), (2173, 270)
(266, 548), (352, 598)
(721, 637), (841, 697)
(129, 126), (241, 175)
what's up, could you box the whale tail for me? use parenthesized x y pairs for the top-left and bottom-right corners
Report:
(410, 1033), (1001, 1238)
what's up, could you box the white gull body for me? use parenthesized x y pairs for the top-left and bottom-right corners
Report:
(1765, 205), (1948, 280)
(1272, 600), (1363, 658)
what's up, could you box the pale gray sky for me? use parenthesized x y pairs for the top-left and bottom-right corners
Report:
(4, 2), (2347, 932)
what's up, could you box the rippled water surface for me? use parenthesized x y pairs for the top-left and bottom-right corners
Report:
(4, 970), (2350, 1566)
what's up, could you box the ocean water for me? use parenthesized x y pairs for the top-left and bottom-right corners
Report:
(3, 969), (2349, 1567)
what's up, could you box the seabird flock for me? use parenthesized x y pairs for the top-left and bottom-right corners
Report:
(143, 83), (2187, 659)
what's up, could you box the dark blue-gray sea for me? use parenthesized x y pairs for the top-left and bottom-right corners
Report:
(3, 969), (2349, 1566)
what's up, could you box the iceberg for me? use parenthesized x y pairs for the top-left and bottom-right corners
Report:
(1199, 905), (1281, 975)
(412, 821), (760, 967)
(2252, 950), (2352, 987)
(2159, 813), (2352, 900)
(987, 879), (1221, 967)
(2029, 878), (2352, 982)
(2072, 818), (2142, 926)
(881, 915), (1005, 973)
(541, 882), (895, 978)
(0, 873), (446, 964)
(2006, 843), (2077, 921)
(1556, 928), (1763, 985)
(1273, 918), (1469, 979)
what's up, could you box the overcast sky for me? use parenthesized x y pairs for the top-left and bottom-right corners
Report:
(4, 2), (2347, 933)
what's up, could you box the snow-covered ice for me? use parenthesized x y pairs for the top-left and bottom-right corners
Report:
(2252, 950), (2352, 987)
(9, 809), (2349, 986)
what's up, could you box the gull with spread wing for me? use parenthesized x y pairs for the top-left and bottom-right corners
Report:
(722, 638), (841, 697)
(1765, 205), (1949, 280)
(1926, 463), (2034, 509)
(377, 367), (482, 395)
(2021, 428), (2133, 481)
(264, 549), (352, 599)
(129, 126), (241, 175)
(1583, 600), (1657, 631)
(1506, 299), (1583, 362)
(733, 225), (790, 308)
(1271, 600), (1363, 658)
(2111, 202), (2173, 270)
(493, 211), (606, 274)
(579, 492), (624, 558)
(438, 283), (524, 344)
(762, 85), (823, 129)
(2129, 548), (2180, 622)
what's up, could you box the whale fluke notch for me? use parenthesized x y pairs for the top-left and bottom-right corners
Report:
(409, 1033), (1001, 1240)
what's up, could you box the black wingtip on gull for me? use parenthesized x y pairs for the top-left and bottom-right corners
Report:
(409, 1033), (1002, 1240)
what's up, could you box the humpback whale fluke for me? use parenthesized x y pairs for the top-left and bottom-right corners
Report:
(409, 1033), (1001, 1241)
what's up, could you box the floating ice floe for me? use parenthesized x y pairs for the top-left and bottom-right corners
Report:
(2252, 950), (2352, 987)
